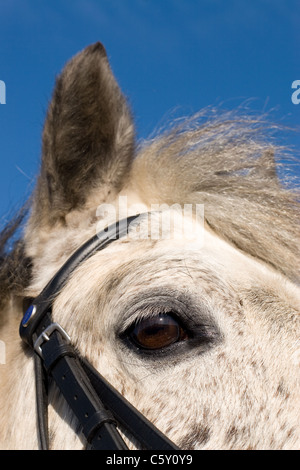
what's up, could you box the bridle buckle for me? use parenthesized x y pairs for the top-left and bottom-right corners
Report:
(34, 323), (71, 357)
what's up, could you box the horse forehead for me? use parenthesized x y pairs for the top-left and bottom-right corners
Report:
(74, 222), (300, 332)
(30, 208), (300, 321)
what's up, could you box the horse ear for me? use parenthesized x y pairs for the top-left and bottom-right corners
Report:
(32, 42), (135, 227)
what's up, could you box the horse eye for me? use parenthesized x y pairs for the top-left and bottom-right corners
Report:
(128, 314), (188, 351)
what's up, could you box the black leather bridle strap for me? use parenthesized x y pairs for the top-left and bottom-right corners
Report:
(20, 216), (141, 349)
(40, 329), (128, 450)
(80, 357), (179, 450)
(20, 214), (179, 450)
(36, 324), (178, 450)
(34, 342), (49, 450)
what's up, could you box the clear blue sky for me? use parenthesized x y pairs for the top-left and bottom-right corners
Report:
(0, 0), (299, 221)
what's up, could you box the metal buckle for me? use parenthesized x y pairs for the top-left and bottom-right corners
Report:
(34, 323), (71, 357)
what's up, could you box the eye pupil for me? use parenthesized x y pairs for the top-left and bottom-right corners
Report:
(130, 314), (187, 350)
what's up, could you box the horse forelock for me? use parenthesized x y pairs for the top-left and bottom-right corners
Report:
(130, 109), (300, 283)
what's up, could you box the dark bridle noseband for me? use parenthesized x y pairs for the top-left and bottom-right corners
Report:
(20, 215), (179, 450)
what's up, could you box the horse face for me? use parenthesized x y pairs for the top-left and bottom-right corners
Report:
(47, 209), (299, 449)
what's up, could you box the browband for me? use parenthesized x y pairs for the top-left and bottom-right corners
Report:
(20, 215), (141, 347)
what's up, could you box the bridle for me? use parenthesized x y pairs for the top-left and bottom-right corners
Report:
(19, 215), (179, 450)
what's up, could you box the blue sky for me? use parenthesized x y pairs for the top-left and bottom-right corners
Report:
(0, 0), (299, 222)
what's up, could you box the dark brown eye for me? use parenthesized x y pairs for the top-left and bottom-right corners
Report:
(129, 314), (188, 350)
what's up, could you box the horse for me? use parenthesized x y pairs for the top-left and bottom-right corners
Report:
(0, 42), (299, 450)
